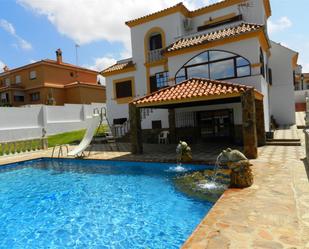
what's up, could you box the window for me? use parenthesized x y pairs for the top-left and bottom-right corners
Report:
(1, 93), (8, 102)
(149, 33), (162, 51)
(268, 68), (273, 85)
(175, 50), (251, 83)
(30, 92), (40, 101)
(15, 75), (21, 84)
(260, 48), (265, 77)
(14, 95), (24, 102)
(14, 91), (25, 102)
(152, 120), (162, 129)
(150, 72), (169, 93)
(29, 70), (37, 80)
(115, 80), (132, 98)
(113, 118), (127, 125)
(4, 78), (10, 86)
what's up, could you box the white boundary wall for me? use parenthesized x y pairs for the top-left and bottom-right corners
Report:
(0, 103), (105, 142)
(295, 90), (309, 104)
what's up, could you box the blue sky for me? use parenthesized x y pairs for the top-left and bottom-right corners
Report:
(0, 0), (308, 73)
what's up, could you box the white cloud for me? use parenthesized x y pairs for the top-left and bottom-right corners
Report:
(18, 38), (32, 50)
(0, 60), (5, 73)
(0, 19), (15, 35)
(84, 56), (118, 85)
(86, 57), (117, 72)
(0, 18), (32, 51)
(268, 16), (292, 34)
(18, 0), (218, 57)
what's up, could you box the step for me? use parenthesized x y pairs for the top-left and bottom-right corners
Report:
(266, 138), (301, 142)
(266, 141), (301, 146)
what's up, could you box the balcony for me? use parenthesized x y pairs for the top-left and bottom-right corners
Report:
(147, 48), (164, 63)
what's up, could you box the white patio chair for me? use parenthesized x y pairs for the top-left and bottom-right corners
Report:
(158, 131), (169, 144)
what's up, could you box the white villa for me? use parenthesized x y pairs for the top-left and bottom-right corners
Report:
(102, 0), (298, 158)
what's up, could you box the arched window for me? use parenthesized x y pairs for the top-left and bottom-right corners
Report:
(175, 50), (251, 84)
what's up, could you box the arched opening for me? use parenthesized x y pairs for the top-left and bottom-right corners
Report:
(149, 33), (163, 51)
(144, 27), (166, 63)
(175, 50), (251, 83)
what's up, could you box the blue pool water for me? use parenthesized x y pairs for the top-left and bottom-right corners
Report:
(0, 159), (214, 249)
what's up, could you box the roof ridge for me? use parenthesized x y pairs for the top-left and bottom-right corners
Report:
(125, 2), (186, 26)
(177, 22), (263, 41)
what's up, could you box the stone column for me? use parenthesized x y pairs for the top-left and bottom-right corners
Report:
(129, 103), (143, 154)
(241, 89), (258, 159)
(168, 108), (176, 144)
(255, 99), (266, 146)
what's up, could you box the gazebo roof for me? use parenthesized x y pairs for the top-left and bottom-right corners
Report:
(133, 78), (263, 108)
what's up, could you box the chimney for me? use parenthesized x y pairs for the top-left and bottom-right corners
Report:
(56, 48), (62, 64)
(3, 65), (9, 72)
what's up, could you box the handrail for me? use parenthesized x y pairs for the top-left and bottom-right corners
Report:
(51, 144), (69, 158)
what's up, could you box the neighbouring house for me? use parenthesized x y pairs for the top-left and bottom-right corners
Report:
(101, 0), (298, 158)
(0, 49), (105, 106)
(294, 65), (309, 111)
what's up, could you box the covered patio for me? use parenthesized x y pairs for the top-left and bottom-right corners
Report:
(129, 78), (265, 159)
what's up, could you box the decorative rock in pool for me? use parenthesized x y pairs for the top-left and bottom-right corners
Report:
(219, 148), (254, 188)
(174, 169), (230, 203)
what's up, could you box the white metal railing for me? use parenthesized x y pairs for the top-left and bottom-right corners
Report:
(147, 49), (163, 63)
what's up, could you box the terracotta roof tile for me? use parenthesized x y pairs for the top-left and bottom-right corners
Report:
(133, 78), (258, 106)
(125, 3), (186, 27)
(101, 60), (135, 74)
(125, 1), (262, 27)
(166, 23), (264, 53)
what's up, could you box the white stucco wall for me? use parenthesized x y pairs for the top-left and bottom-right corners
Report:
(269, 41), (296, 125)
(0, 103), (105, 142)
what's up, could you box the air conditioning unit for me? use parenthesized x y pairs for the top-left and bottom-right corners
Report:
(183, 18), (193, 31)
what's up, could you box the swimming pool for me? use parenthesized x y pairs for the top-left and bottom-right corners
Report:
(0, 158), (214, 248)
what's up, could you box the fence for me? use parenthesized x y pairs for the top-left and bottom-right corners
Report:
(0, 103), (105, 143)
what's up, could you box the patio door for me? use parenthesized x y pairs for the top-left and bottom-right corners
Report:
(197, 109), (234, 141)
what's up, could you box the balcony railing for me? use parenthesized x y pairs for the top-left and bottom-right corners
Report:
(147, 48), (164, 63)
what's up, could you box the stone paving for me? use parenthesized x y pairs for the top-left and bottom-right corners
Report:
(0, 130), (308, 248)
(296, 112), (306, 127)
(273, 124), (300, 140)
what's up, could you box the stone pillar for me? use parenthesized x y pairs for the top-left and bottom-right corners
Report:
(241, 89), (258, 159)
(129, 103), (143, 154)
(168, 108), (176, 144)
(255, 99), (266, 146)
